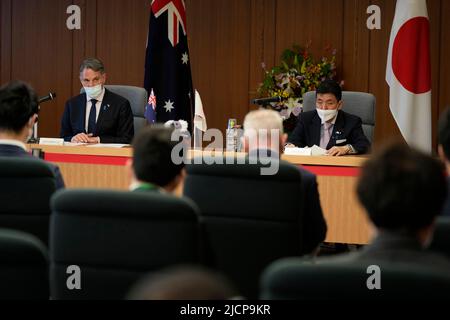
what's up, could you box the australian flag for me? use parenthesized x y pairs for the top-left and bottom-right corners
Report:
(144, 0), (194, 128)
(144, 89), (157, 124)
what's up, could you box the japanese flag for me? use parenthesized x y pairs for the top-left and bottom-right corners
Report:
(386, 0), (431, 152)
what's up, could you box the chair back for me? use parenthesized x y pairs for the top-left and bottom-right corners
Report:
(261, 257), (450, 300)
(0, 157), (57, 245)
(50, 189), (201, 299)
(184, 158), (305, 298)
(0, 228), (49, 299)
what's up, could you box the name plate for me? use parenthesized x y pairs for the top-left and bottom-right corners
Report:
(39, 138), (65, 146)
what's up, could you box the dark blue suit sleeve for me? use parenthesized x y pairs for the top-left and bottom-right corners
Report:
(349, 117), (370, 154)
(52, 165), (65, 190)
(60, 100), (74, 142)
(289, 114), (307, 147)
(99, 100), (134, 144)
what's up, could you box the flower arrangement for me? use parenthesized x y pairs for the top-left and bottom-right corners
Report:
(257, 44), (338, 132)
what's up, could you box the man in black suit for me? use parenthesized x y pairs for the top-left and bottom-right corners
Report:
(242, 109), (327, 254)
(316, 143), (450, 270)
(0, 81), (65, 189)
(438, 107), (450, 217)
(60, 58), (134, 144)
(287, 80), (370, 156)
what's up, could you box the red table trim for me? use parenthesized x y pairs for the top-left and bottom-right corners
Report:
(45, 153), (129, 166)
(300, 165), (360, 177)
(45, 153), (360, 176)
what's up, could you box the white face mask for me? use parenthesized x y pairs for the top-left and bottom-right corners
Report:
(84, 84), (103, 99)
(316, 108), (338, 124)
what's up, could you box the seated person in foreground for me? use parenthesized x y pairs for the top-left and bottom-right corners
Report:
(437, 107), (450, 217)
(127, 266), (239, 300)
(242, 109), (327, 254)
(287, 79), (370, 156)
(0, 80), (65, 189)
(314, 142), (450, 271)
(127, 125), (185, 194)
(60, 58), (134, 144)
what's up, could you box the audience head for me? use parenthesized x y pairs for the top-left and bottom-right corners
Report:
(438, 107), (450, 168)
(129, 125), (185, 193)
(356, 142), (447, 244)
(127, 266), (239, 300)
(79, 58), (106, 99)
(315, 80), (343, 123)
(243, 109), (287, 155)
(0, 80), (38, 141)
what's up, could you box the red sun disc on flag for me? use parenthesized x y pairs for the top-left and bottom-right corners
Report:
(392, 17), (431, 94)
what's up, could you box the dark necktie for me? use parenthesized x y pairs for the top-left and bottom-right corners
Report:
(87, 99), (98, 134)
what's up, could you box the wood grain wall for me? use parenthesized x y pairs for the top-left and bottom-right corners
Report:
(1, 0), (449, 149)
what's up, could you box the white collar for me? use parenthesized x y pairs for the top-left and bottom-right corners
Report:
(85, 87), (106, 102)
(0, 139), (27, 151)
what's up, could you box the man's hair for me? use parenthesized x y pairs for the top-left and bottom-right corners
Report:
(132, 125), (184, 188)
(127, 266), (239, 300)
(438, 107), (450, 159)
(316, 79), (342, 101)
(0, 80), (38, 133)
(243, 109), (284, 137)
(356, 142), (447, 233)
(79, 58), (105, 74)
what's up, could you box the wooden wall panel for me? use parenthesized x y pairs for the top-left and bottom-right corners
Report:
(249, 0), (277, 102)
(368, 0), (400, 147)
(275, 0), (344, 75)
(187, 0), (252, 132)
(342, 0), (370, 92)
(0, 0), (12, 84)
(96, 0), (149, 87)
(9, 0), (73, 138)
(72, 0), (98, 95)
(428, 0), (442, 148)
(439, 0), (450, 115)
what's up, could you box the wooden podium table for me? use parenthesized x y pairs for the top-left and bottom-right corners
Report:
(29, 144), (373, 245)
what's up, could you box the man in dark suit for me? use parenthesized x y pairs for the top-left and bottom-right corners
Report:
(242, 109), (327, 254)
(60, 58), (134, 144)
(438, 107), (450, 217)
(0, 81), (65, 189)
(127, 125), (185, 194)
(315, 143), (450, 271)
(287, 80), (370, 156)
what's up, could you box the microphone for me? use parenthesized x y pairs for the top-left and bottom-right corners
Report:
(38, 92), (56, 104)
(251, 96), (283, 105)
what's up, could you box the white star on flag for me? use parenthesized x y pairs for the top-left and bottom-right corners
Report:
(182, 52), (189, 65)
(164, 100), (175, 113)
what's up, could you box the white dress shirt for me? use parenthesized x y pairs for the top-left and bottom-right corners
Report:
(85, 88), (106, 133)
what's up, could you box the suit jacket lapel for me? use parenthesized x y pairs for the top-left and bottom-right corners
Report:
(310, 112), (322, 146)
(327, 111), (345, 149)
(79, 94), (87, 133)
(94, 89), (110, 136)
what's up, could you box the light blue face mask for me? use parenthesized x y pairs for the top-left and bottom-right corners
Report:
(84, 84), (103, 99)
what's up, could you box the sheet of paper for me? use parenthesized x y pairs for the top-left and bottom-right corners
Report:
(63, 142), (87, 147)
(86, 144), (130, 148)
(284, 147), (312, 156)
(311, 145), (328, 156)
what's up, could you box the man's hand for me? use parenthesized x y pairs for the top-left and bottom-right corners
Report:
(71, 133), (100, 144)
(326, 145), (351, 157)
